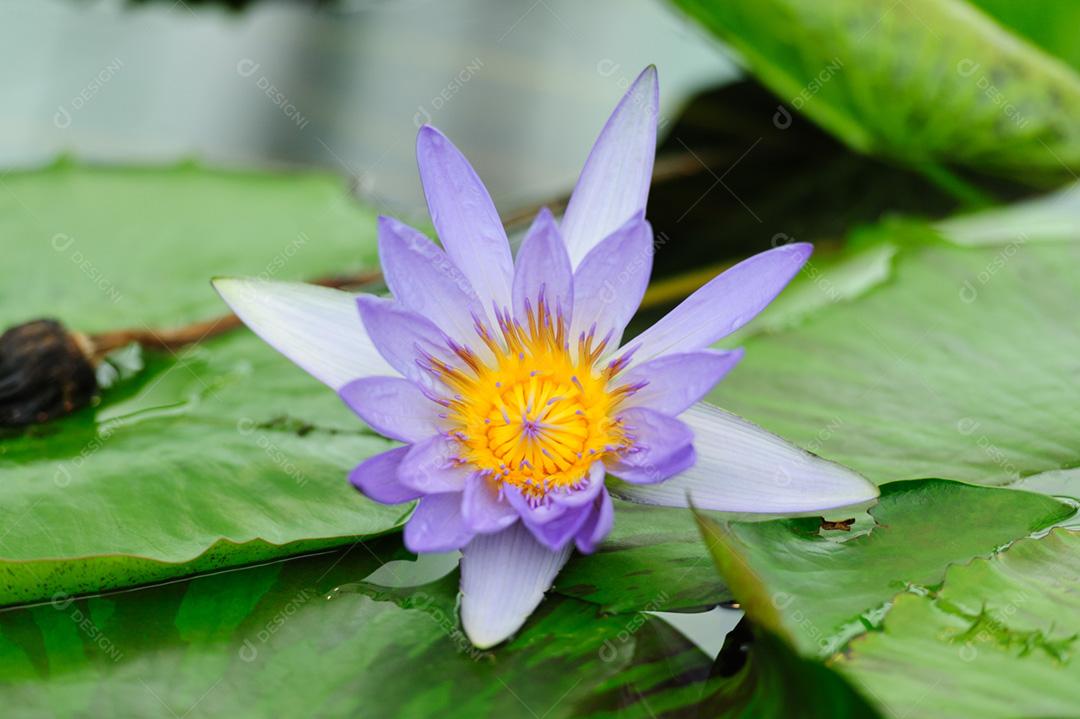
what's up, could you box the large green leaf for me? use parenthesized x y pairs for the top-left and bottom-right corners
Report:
(710, 219), (1080, 485)
(697, 621), (883, 718)
(671, 0), (1080, 179)
(969, 0), (1080, 74)
(557, 500), (868, 615)
(0, 162), (382, 330)
(0, 164), (405, 605)
(0, 539), (714, 718)
(694, 479), (1073, 656)
(835, 528), (1080, 718)
(556, 500), (733, 613)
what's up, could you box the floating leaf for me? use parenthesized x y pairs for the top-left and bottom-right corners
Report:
(0, 164), (405, 605)
(711, 218), (1080, 485)
(557, 500), (733, 613)
(671, 0), (1080, 180)
(694, 479), (1073, 655)
(696, 621), (883, 718)
(0, 540), (713, 718)
(836, 528), (1080, 718)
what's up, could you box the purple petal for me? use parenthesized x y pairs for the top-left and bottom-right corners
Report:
(512, 208), (573, 324)
(398, 435), (469, 494)
(607, 407), (695, 484)
(339, 376), (440, 443)
(462, 474), (519, 533)
(356, 294), (451, 384)
(570, 217), (654, 348)
(549, 461), (606, 508)
(617, 348), (744, 416)
(522, 503), (592, 551)
(459, 523), (572, 648)
(503, 485), (569, 526)
(377, 215), (485, 343)
(623, 244), (812, 366)
(610, 402), (879, 512)
(416, 125), (513, 318)
(349, 447), (422, 505)
(575, 489), (614, 554)
(404, 492), (474, 553)
(213, 278), (394, 390)
(561, 66), (658, 268)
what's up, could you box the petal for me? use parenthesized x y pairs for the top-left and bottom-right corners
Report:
(575, 488), (614, 554)
(338, 376), (440, 443)
(570, 217), (654, 349)
(404, 492), (474, 553)
(356, 294), (450, 384)
(398, 435), (469, 494)
(378, 215), (485, 343)
(623, 243), (812, 366)
(549, 461), (606, 508)
(618, 348), (744, 416)
(462, 474), (519, 533)
(503, 485), (568, 526)
(511, 208), (573, 324)
(416, 125), (514, 318)
(213, 278), (394, 390)
(561, 66), (659, 268)
(522, 503), (592, 551)
(348, 447), (422, 505)
(459, 523), (572, 648)
(610, 402), (880, 512)
(607, 407), (696, 484)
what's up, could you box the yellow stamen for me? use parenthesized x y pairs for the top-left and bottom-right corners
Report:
(427, 301), (635, 500)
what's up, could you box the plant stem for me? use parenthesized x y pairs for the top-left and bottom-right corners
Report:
(913, 162), (995, 211)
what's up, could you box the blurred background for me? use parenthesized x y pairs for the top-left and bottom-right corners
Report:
(2, 0), (733, 215)
(10, 0), (1038, 294)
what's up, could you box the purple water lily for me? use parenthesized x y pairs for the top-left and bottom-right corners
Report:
(215, 66), (877, 648)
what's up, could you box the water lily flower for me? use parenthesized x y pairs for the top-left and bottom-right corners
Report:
(214, 66), (878, 649)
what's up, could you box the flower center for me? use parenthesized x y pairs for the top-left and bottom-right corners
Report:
(424, 299), (637, 499)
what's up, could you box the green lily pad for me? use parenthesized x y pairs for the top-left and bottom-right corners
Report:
(835, 528), (1080, 718)
(697, 623), (883, 718)
(1, 162), (381, 330)
(711, 220), (1080, 486)
(671, 0), (1080, 180)
(0, 539), (713, 718)
(0, 164), (405, 605)
(556, 500), (733, 613)
(695, 479), (1073, 656)
(969, 0), (1080, 74)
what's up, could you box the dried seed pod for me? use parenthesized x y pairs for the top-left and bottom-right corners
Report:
(0, 319), (98, 427)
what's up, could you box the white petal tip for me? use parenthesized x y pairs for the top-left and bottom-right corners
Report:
(212, 276), (394, 390)
(460, 584), (547, 649)
(636, 64), (658, 88)
(460, 612), (526, 650)
(416, 123), (447, 146)
(458, 524), (572, 650)
(615, 403), (881, 514)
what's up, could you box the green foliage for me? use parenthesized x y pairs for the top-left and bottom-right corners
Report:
(699, 623), (883, 718)
(671, 0), (1080, 181)
(837, 529), (1080, 718)
(711, 220), (1080, 486)
(695, 479), (1072, 656)
(0, 164), (405, 605)
(556, 500), (733, 613)
(6, 94), (1080, 714)
(0, 541), (714, 718)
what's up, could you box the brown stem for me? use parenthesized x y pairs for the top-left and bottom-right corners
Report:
(87, 270), (383, 358)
